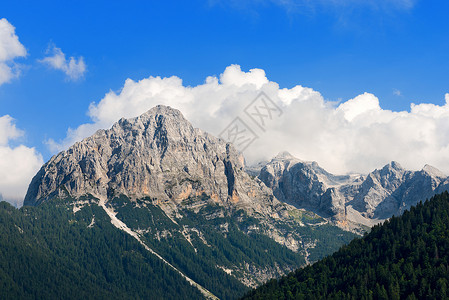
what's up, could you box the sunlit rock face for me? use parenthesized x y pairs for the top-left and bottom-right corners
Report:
(258, 153), (449, 227)
(24, 105), (284, 218)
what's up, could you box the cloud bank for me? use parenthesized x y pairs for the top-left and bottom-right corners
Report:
(39, 44), (86, 81)
(0, 116), (43, 207)
(0, 18), (27, 85)
(48, 65), (449, 175)
(0, 19), (43, 206)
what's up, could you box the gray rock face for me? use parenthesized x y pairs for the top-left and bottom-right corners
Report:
(258, 153), (449, 227)
(259, 152), (356, 220)
(25, 105), (283, 218)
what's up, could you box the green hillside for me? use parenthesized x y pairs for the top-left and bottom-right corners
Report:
(242, 191), (449, 300)
(104, 194), (356, 298)
(0, 200), (203, 300)
(0, 192), (357, 300)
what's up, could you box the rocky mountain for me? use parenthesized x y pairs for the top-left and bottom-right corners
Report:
(23, 106), (356, 298)
(25, 105), (281, 219)
(257, 152), (449, 229)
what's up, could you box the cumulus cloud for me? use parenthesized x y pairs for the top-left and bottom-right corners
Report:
(39, 44), (86, 81)
(0, 18), (27, 85)
(0, 115), (24, 144)
(0, 115), (43, 207)
(48, 64), (449, 175)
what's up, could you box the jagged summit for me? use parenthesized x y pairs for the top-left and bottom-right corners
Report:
(109, 105), (198, 144)
(24, 105), (282, 219)
(422, 164), (446, 178)
(244, 152), (301, 178)
(258, 153), (449, 228)
(273, 151), (296, 161)
(386, 161), (403, 170)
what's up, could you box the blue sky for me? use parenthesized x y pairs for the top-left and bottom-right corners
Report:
(1, 0), (449, 204)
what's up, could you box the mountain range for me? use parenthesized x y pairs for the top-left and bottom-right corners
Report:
(20, 105), (356, 298)
(254, 151), (449, 230)
(2, 105), (448, 299)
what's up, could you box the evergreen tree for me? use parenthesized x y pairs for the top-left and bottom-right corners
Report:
(242, 192), (449, 300)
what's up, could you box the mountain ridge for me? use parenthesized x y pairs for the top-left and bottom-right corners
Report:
(256, 152), (449, 229)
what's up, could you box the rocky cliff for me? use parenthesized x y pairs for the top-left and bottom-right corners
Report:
(258, 152), (449, 228)
(25, 105), (283, 218)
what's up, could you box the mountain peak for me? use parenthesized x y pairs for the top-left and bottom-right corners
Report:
(115, 105), (185, 125)
(272, 151), (302, 162)
(422, 164), (446, 178)
(388, 161), (403, 170)
(106, 104), (196, 147)
(24, 105), (280, 220)
(259, 153), (449, 226)
(376, 161), (405, 174)
(143, 104), (183, 117)
(275, 151), (294, 159)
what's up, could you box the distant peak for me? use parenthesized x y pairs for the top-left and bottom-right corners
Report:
(274, 151), (296, 160)
(141, 105), (184, 118)
(422, 164), (446, 178)
(386, 161), (403, 170)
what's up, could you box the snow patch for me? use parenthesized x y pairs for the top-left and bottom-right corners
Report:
(87, 215), (95, 228)
(97, 196), (218, 300)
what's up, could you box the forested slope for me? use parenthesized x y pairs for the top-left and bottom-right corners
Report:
(0, 200), (203, 300)
(242, 191), (449, 300)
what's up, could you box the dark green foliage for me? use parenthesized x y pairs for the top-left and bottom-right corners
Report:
(304, 224), (358, 262)
(110, 195), (355, 299)
(0, 193), (357, 300)
(242, 191), (449, 300)
(111, 196), (295, 299)
(0, 200), (203, 300)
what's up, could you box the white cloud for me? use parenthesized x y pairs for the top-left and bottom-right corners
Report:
(0, 18), (27, 85)
(393, 88), (401, 96)
(48, 65), (449, 176)
(337, 92), (381, 122)
(39, 44), (86, 81)
(0, 115), (24, 145)
(0, 115), (43, 207)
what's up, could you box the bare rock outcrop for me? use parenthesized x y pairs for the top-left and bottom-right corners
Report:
(258, 153), (449, 228)
(25, 105), (283, 218)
